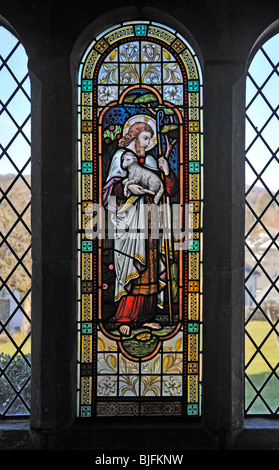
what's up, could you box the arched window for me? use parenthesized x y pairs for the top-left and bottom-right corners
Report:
(77, 21), (203, 419)
(0, 25), (31, 416)
(245, 33), (279, 416)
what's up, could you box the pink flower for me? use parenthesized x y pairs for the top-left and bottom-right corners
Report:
(102, 283), (108, 290)
(108, 264), (114, 270)
(109, 125), (115, 131)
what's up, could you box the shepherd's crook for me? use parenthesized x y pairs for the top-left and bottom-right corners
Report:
(156, 110), (173, 325)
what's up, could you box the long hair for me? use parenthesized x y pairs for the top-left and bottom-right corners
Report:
(118, 122), (154, 148)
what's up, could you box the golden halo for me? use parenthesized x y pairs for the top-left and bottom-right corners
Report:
(123, 115), (157, 150)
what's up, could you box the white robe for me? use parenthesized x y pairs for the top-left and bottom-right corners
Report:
(104, 149), (172, 307)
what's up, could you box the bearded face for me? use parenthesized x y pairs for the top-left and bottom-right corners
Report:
(135, 138), (146, 157)
(134, 131), (152, 157)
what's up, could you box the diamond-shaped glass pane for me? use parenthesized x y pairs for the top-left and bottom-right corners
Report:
(0, 26), (31, 417)
(245, 33), (279, 417)
(246, 94), (272, 131)
(246, 138), (273, 176)
(7, 88), (30, 125)
(261, 116), (279, 153)
(261, 72), (279, 106)
(248, 49), (273, 87)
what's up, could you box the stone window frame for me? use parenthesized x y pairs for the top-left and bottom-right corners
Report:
(0, 6), (278, 451)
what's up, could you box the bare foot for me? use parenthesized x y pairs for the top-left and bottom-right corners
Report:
(143, 322), (161, 330)
(119, 325), (130, 336)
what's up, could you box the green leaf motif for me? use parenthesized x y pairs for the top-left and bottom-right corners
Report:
(155, 105), (174, 115)
(161, 124), (178, 133)
(123, 94), (138, 103)
(134, 93), (157, 103)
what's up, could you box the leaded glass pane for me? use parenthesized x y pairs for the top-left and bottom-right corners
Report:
(0, 26), (31, 416)
(77, 21), (203, 418)
(245, 34), (279, 416)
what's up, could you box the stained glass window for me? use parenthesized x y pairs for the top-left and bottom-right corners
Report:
(77, 21), (203, 418)
(245, 33), (279, 415)
(0, 26), (31, 416)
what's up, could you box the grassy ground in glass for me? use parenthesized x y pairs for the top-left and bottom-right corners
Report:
(245, 320), (279, 414)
